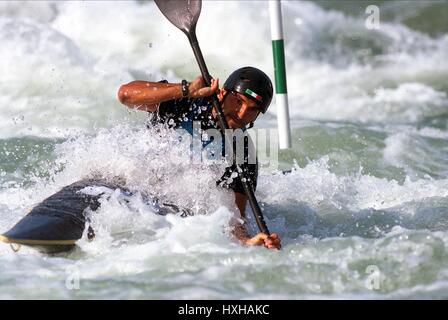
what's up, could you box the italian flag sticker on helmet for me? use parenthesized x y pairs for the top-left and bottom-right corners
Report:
(245, 88), (263, 102)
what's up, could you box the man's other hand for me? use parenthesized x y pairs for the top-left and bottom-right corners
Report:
(245, 232), (281, 250)
(188, 76), (219, 98)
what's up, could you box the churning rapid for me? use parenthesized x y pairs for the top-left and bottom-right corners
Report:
(1, 0), (448, 299)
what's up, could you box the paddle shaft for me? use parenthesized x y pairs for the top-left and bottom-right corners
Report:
(187, 32), (270, 235)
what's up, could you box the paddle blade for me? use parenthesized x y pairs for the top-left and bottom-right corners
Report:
(154, 0), (202, 34)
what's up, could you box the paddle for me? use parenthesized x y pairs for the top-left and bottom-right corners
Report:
(154, 0), (270, 235)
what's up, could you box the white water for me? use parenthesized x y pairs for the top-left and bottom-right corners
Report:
(1, 1), (447, 138)
(1, 0), (448, 299)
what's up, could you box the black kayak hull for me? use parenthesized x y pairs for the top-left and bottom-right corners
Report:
(0, 179), (121, 254)
(1, 178), (193, 254)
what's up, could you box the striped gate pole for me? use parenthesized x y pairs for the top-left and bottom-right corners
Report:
(269, 0), (291, 149)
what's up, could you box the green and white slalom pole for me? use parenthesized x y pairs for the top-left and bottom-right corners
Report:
(269, 0), (291, 149)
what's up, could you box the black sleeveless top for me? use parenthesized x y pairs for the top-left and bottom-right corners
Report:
(148, 95), (258, 194)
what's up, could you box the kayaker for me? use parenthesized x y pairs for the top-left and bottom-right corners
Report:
(118, 67), (281, 250)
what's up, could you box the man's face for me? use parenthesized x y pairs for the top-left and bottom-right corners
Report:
(217, 90), (262, 129)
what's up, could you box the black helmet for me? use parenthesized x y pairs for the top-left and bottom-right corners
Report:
(223, 67), (273, 113)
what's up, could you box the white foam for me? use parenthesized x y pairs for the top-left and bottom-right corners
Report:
(275, 2), (448, 124)
(259, 157), (448, 213)
(0, 123), (235, 217)
(383, 132), (410, 168)
(1, 1), (448, 139)
(417, 128), (448, 140)
(0, 1), (59, 23)
(0, 15), (135, 139)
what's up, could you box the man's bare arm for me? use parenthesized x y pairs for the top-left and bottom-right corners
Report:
(117, 76), (219, 112)
(118, 81), (183, 112)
